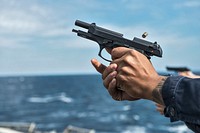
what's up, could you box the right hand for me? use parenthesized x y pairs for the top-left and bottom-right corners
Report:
(110, 47), (162, 100)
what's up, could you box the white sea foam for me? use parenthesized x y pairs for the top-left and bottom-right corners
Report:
(121, 124), (191, 133)
(123, 105), (131, 111)
(167, 124), (193, 133)
(58, 92), (73, 103)
(122, 126), (146, 133)
(133, 115), (140, 121)
(27, 92), (73, 103)
(28, 96), (53, 103)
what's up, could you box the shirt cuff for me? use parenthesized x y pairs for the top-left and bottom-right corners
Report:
(161, 76), (185, 122)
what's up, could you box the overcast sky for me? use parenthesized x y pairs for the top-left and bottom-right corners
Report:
(0, 0), (200, 76)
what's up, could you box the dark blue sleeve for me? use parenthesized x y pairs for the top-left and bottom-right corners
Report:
(162, 76), (200, 125)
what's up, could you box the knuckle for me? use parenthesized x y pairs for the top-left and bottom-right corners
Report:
(129, 49), (137, 56)
(123, 56), (130, 64)
(123, 50), (136, 63)
(116, 74), (125, 82)
(121, 67), (128, 74)
(111, 48), (117, 56)
(117, 67), (126, 75)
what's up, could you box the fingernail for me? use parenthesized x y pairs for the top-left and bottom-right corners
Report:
(111, 63), (117, 70)
(91, 58), (97, 62)
(111, 78), (116, 86)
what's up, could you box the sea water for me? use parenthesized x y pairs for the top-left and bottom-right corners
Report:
(0, 74), (193, 133)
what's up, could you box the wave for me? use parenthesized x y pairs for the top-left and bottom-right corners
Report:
(167, 124), (193, 133)
(27, 92), (73, 103)
(121, 124), (193, 133)
(122, 126), (146, 133)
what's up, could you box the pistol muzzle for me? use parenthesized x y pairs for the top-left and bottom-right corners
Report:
(72, 29), (78, 33)
(75, 20), (90, 29)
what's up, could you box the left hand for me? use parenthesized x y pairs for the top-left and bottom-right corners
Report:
(155, 103), (165, 115)
(91, 58), (140, 101)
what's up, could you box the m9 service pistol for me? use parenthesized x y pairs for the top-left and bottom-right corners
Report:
(72, 20), (163, 61)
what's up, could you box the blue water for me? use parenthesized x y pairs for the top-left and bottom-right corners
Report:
(0, 74), (193, 133)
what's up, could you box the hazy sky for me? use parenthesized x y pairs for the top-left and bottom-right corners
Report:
(0, 0), (200, 76)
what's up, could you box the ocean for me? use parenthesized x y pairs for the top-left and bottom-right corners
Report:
(0, 74), (193, 133)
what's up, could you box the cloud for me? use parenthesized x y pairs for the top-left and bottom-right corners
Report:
(0, 1), (66, 37)
(0, 0), (70, 50)
(0, 2), (43, 34)
(176, 1), (200, 8)
(0, 0), (199, 75)
(0, 12), (35, 33)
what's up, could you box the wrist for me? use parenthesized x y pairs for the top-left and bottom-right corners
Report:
(151, 76), (168, 105)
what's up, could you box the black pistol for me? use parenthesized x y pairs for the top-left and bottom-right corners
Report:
(72, 20), (163, 61)
(166, 66), (191, 72)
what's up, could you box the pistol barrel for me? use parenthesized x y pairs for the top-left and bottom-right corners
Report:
(75, 20), (90, 29)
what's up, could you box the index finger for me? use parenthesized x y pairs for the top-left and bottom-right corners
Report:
(91, 58), (107, 74)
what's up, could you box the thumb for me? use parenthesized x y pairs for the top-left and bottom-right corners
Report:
(91, 58), (107, 74)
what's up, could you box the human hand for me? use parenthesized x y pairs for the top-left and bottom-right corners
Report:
(111, 47), (163, 100)
(91, 58), (140, 101)
(155, 103), (165, 115)
(179, 71), (200, 79)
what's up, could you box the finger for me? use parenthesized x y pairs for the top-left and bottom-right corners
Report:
(103, 71), (117, 89)
(111, 57), (124, 72)
(156, 108), (164, 115)
(107, 79), (140, 101)
(108, 77), (117, 90)
(102, 63), (117, 80)
(91, 59), (106, 74)
(155, 103), (165, 108)
(111, 47), (132, 60)
(107, 78), (122, 101)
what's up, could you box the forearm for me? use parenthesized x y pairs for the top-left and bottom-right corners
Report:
(151, 76), (168, 105)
